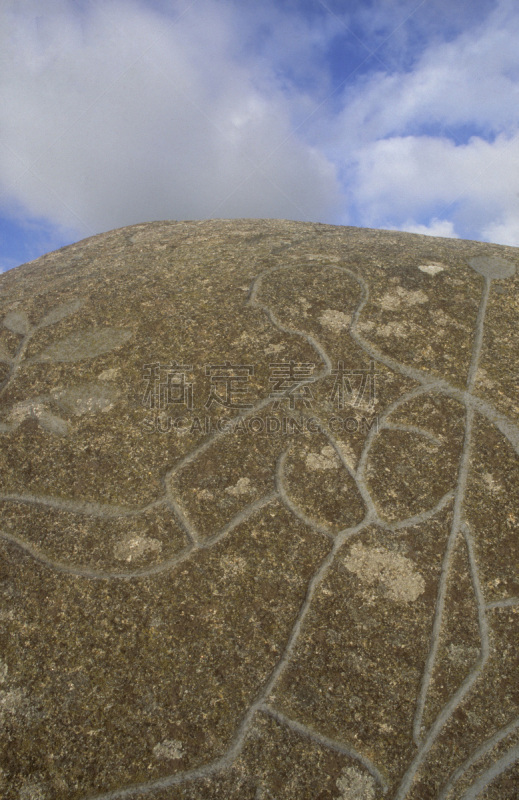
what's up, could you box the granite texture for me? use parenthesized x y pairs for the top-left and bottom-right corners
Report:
(0, 219), (518, 800)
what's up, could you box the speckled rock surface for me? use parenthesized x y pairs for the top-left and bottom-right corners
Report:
(0, 219), (518, 800)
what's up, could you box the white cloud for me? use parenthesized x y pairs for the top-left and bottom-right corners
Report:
(0, 0), (343, 238)
(397, 218), (459, 239)
(326, 0), (519, 243)
(481, 216), (519, 246)
(352, 132), (519, 227)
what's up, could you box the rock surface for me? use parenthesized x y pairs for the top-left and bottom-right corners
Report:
(0, 218), (518, 800)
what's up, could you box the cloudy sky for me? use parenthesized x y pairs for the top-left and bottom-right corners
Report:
(1, 0), (518, 271)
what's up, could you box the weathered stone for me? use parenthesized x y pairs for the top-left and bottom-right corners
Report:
(0, 219), (518, 800)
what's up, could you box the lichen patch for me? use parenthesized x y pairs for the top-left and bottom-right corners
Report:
(197, 488), (215, 501)
(306, 445), (341, 471)
(0, 687), (26, 720)
(418, 263), (446, 275)
(335, 439), (358, 471)
(319, 309), (352, 331)
(335, 766), (377, 800)
(476, 367), (495, 389)
(220, 554), (248, 577)
(265, 342), (285, 354)
(380, 287), (428, 310)
(482, 471), (504, 493)
(98, 368), (120, 381)
(19, 780), (47, 800)
(343, 542), (425, 603)
(375, 321), (408, 339)
(231, 331), (254, 345)
(152, 739), (184, 760)
(113, 534), (162, 562)
(9, 400), (48, 424)
(225, 477), (253, 496)
(357, 320), (375, 332)
(306, 254), (340, 262)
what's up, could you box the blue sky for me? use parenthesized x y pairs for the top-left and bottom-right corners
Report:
(1, 0), (518, 271)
